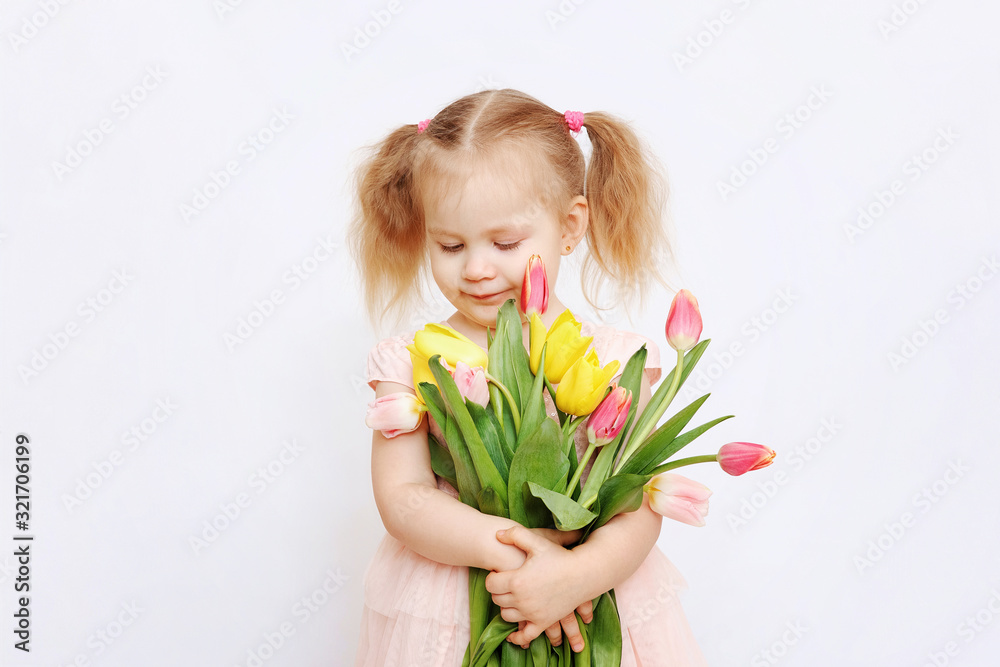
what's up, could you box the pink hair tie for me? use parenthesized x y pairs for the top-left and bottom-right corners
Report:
(564, 110), (584, 133)
(417, 119), (431, 133)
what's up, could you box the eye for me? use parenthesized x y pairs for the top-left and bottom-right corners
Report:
(439, 244), (463, 253)
(496, 241), (522, 251)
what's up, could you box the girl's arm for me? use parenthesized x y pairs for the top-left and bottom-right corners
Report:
(370, 379), (531, 572)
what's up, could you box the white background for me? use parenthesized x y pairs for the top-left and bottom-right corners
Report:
(2, 1), (999, 666)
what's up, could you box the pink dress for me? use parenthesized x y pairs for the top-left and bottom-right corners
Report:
(356, 319), (708, 667)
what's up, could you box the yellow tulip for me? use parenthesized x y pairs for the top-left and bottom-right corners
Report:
(406, 323), (488, 391)
(528, 312), (548, 375)
(530, 310), (593, 384)
(555, 349), (621, 416)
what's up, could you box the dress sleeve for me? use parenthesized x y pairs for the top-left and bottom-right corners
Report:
(594, 326), (663, 387)
(365, 333), (416, 392)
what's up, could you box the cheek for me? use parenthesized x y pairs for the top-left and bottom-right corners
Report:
(427, 256), (450, 288)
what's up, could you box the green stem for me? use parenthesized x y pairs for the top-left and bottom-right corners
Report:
(648, 454), (718, 476)
(565, 440), (598, 497)
(614, 349), (685, 475)
(485, 372), (520, 431)
(561, 415), (585, 455)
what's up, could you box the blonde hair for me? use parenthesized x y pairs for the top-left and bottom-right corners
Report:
(347, 88), (672, 334)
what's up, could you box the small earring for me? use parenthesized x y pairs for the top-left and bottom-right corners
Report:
(565, 245), (571, 252)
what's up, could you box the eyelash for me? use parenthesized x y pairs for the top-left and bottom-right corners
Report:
(440, 241), (522, 253)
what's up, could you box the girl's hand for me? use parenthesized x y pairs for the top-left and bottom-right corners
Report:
(531, 527), (581, 548)
(484, 526), (594, 650)
(528, 599), (593, 652)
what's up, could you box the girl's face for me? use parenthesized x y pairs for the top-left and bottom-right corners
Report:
(423, 168), (585, 333)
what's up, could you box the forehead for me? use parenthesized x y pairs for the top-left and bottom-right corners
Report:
(422, 149), (558, 236)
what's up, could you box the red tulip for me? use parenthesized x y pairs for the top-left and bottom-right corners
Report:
(586, 385), (632, 447)
(520, 254), (548, 317)
(646, 473), (712, 527)
(665, 289), (702, 352)
(717, 442), (776, 476)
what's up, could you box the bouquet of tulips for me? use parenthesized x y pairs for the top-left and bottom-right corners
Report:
(365, 255), (776, 666)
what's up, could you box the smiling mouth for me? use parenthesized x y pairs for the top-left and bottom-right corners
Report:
(468, 290), (507, 301)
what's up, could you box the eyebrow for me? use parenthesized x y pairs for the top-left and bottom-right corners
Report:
(426, 223), (529, 237)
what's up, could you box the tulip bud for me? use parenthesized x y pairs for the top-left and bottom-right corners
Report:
(452, 360), (490, 408)
(520, 254), (548, 317)
(365, 392), (427, 438)
(717, 442), (776, 476)
(586, 385), (632, 447)
(665, 289), (703, 352)
(645, 473), (712, 527)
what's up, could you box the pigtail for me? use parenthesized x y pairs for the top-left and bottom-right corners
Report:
(347, 124), (430, 334)
(579, 112), (673, 316)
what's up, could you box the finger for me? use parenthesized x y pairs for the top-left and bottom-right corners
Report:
(522, 622), (543, 644)
(496, 524), (548, 555)
(500, 606), (526, 623)
(544, 622), (563, 647)
(508, 622), (544, 647)
(484, 570), (510, 595)
(505, 621), (526, 646)
(577, 599), (594, 624)
(560, 614), (585, 653)
(489, 592), (515, 608)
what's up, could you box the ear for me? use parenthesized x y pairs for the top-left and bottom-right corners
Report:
(561, 195), (589, 254)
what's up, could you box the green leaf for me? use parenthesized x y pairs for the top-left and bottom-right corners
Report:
(500, 403), (517, 460)
(626, 340), (711, 452)
(501, 641), (528, 665)
(468, 401), (510, 482)
(542, 373), (566, 427)
(429, 354), (508, 509)
(588, 592), (622, 667)
(636, 415), (734, 477)
(529, 635), (548, 666)
(428, 433), (457, 489)
(468, 567), (495, 659)
(574, 608), (592, 667)
(417, 381), (448, 431)
(507, 419), (569, 527)
(591, 474), (649, 531)
(526, 482), (597, 531)
(445, 414), (481, 508)
(517, 343), (548, 450)
(477, 486), (506, 518)
(491, 302), (527, 410)
(618, 394), (710, 476)
(497, 301), (534, 419)
(469, 613), (517, 667)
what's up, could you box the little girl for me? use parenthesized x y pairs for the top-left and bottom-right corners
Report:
(348, 89), (708, 666)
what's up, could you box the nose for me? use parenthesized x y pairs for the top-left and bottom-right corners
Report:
(462, 249), (496, 281)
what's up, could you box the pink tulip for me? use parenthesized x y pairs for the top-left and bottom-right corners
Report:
(365, 392), (426, 438)
(453, 361), (490, 407)
(586, 385), (632, 446)
(717, 442), (777, 476)
(646, 473), (712, 527)
(665, 289), (702, 352)
(520, 254), (548, 317)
